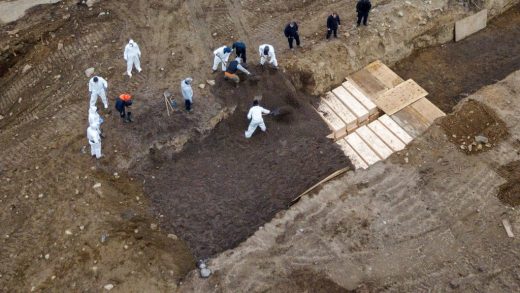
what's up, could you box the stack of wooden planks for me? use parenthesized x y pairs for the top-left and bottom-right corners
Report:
(316, 60), (446, 169)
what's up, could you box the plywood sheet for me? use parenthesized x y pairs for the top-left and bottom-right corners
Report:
(378, 114), (414, 144)
(342, 80), (378, 115)
(315, 102), (346, 137)
(356, 125), (394, 159)
(375, 79), (428, 115)
(348, 69), (388, 98)
(345, 132), (381, 165)
(332, 86), (369, 122)
(364, 60), (403, 88)
(391, 106), (430, 138)
(336, 139), (368, 169)
(409, 97), (445, 123)
(368, 120), (406, 151)
(455, 9), (487, 42)
(322, 92), (357, 131)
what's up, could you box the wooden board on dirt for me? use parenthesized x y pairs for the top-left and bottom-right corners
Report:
(391, 106), (431, 138)
(345, 132), (381, 165)
(378, 114), (414, 144)
(364, 60), (403, 88)
(336, 139), (368, 169)
(315, 102), (347, 138)
(349, 68), (389, 98)
(375, 79), (428, 115)
(409, 97), (446, 123)
(322, 92), (358, 131)
(332, 86), (369, 123)
(368, 120), (406, 151)
(356, 125), (394, 159)
(342, 80), (378, 115)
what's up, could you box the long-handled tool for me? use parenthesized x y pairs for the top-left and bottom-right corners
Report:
(163, 90), (177, 116)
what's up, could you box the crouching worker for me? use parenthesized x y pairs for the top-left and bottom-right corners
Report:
(224, 59), (251, 86)
(87, 123), (102, 159)
(115, 93), (133, 122)
(245, 99), (270, 138)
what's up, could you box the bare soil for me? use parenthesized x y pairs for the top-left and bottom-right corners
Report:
(497, 160), (520, 207)
(393, 4), (520, 113)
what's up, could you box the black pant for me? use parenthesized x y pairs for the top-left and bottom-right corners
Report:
(287, 34), (300, 49)
(326, 28), (338, 39)
(185, 99), (192, 111)
(357, 13), (369, 25)
(236, 48), (246, 63)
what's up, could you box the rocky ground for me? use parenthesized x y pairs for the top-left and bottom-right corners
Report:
(0, 0), (519, 292)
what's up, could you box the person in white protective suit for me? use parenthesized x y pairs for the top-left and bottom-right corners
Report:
(259, 44), (278, 68)
(88, 76), (108, 109)
(87, 123), (102, 159)
(212, 46), (232, 72)
(245, 100), (271, 139)
(124, 39), (142, 77)
(88, 106), (104, 136)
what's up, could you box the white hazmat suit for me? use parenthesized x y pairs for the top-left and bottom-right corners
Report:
(87, 124), (102, 159)
(88, 106), (102, 127)
(259, 44), (278, 67)
(245, 105), (270, 138)
(124, 39), (142, 77)
(88, 76), (108, 109)
(212, 46), (231, 71)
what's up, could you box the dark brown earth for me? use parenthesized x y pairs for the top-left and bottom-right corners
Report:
(440, 99), (509, 154)
(140, 68), (352, 258)
(497, 160), (520, 207)
(393, 4), (520, 113)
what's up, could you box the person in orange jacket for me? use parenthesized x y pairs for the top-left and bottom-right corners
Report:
(115, 93), (133, 122)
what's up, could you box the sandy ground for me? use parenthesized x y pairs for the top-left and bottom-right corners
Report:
(0, 0), (519, 291)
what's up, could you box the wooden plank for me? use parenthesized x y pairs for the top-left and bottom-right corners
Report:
(368, 120), (406, 151)
(378, 114), (414, 144)
(332, 86), (369, 123)
(322, 92), (358, 131)
(502, 219), (515, 238)
(356, 125), (394, 159)
(315, 102), (346, 138)
(455, 9), (488, 42)
(391, 106), (430, 138)
(342, 80), (378, 115)
(336, 139), (368, 170)
(409, 97), (446, 123)
(375, 79), (428, 115)
(345, 132), (381, 165)
(349, 68), (389, 98)
(364, 60), (403, 88)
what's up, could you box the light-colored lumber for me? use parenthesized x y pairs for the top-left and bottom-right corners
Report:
(322, 92), (358, 131)
(345, 132), (381, 165)
(342, 80), (378, 115)
(315, 102), (346, 138)
(336, 139), (368, 170)
(291, 167), (351, 203)
(409, 97), (445, 123)
(364, 60), (403, 88)
(332, 86), (369, 123)
(455, 9), (487, 42)
(378, 114), (414, 144)
(356, 125), (394, 159)
(502, 219), (515, 238)
(368, 120), (406, 151)
(375, 79), (428, 115)
(391, 106), (430, 138)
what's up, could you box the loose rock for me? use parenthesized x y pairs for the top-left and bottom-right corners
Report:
(103, 284), (114, 290)
(475, 135), (489, 144)
(85, 67), (95, 77)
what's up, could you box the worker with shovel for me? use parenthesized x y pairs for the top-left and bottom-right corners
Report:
(115, 93), (133, 122)
(212, 46), (232, 72)
(225, 59), (251, 86)
(245, 99), (270, 138)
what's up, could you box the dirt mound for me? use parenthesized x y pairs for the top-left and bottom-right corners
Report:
(497, 160), (520, 207)
(441, 100), (509, 154)
(141, 67), (351, 258)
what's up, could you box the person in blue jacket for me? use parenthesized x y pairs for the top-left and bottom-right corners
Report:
(326, 12), (341, 39)
(232, 41), (247, 64)
(284, 21), (301, 50)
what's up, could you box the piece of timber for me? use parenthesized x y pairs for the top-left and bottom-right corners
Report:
(367, 120), (406, 151)
(342, 80), (378, 115)
(364, 60), (403, 88)
(356, 125), (394, 159)
(345, 132), (381, 165)
(378, 114), (414, 144)
(349, 68), (389, 98)
(315, 102), (347, 138)
(332, 86), (369, 123)
(336, 138), (368, 170)
(322, 92), (358, 131)
(391, 106), (430, 138)
(409, 97), (446, 123)
(375, 79), (428, 115)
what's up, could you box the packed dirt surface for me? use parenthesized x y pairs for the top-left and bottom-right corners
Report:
(143, 68), (350, 258)
(497, 160), (520, 207)
(181, 70), (520, 293)
(394, 4), (520, 113)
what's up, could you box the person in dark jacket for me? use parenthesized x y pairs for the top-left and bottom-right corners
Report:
(356, 0), (372, 26)
(284, 21), (300, 50)
(326, 13), (341, 39)
(115, 93), (133, 122)
(232, 41), (247, 64)
(224, 59), (251, 85)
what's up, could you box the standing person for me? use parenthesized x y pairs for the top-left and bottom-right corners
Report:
(115, 93), (133, 122)
(326, 12), (341, 39)
(356, 0), (372, 26)
(284, 21), (301, 50)
(244, 100), (270, 139)
(224, 60), (251, 86)
(181, 77), (194, 112)
(212, 46), (232, 72)
(232, 41), (247, 64)
(87, 123), (102, 159)
(88, 105), (105, 136)
(258, 44), (278, 68)
(88, 76), (108, 109)
(124, 39), (142, 78)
